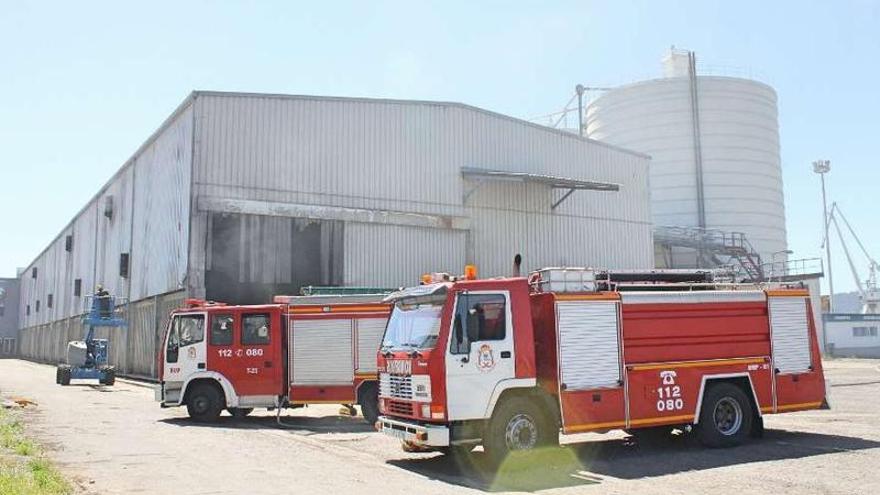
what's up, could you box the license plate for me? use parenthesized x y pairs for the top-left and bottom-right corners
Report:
(383, 426), (413, 441)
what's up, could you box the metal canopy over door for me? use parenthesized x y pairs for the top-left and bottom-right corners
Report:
(769, 297), (812, 373)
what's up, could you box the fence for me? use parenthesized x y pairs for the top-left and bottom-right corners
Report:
(17, 290), (184, 380)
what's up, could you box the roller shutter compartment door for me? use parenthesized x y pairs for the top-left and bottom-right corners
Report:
(290, 319), (354, 385)
(355, 318), (388, 373)
(556, 301), (621, 390)
(770, 297), (812, 374)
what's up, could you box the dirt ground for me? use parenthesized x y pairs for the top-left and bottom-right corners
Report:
(0, 357), (878, 495)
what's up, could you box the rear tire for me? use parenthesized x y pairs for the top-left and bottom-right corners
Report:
(57, 366), (71, 386)
(228, 407), (253, 418)
(483, 396), (557, 466)
(186, 384), (224, 422)
(358, 382), (380, 425)
(697, 382), (753, 448)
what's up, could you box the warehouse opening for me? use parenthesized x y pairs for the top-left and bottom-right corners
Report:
(205, 213), (344, 304)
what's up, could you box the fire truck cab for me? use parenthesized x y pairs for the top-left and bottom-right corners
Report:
(156, 295), (390, 423)
(377, 268), (829, 464)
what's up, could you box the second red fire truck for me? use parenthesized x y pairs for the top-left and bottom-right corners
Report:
(156, 293), (391, 423)
(377, 267), (829, 464)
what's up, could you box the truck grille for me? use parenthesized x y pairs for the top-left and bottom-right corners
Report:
(387, 400), (414, 416)
(379, 373), (413, 400)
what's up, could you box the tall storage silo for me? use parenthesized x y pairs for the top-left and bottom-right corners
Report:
(585, 49), (787, 268)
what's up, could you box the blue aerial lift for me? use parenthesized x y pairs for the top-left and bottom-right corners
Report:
(56, 289), (127, 386)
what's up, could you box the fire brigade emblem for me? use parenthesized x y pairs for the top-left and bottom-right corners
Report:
(187, 347), (197, 359)
(477, 344), (495, 372)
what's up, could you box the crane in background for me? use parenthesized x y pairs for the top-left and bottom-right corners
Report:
(823, 202), (879, 314)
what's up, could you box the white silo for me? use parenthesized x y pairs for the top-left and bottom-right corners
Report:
(586, 49), (787, 268)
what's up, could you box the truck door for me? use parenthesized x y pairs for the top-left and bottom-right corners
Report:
(445, 291), (515, 420)
(163, 312), (207, 401)
(205, 308), (284, 403)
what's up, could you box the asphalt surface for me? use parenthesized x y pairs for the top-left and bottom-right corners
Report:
(0, 358), (878, 494)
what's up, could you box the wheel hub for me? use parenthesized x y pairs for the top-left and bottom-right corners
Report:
(713, 397), (743, 436)
(505, 413), (538, 450)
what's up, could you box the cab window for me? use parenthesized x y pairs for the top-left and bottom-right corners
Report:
(211, 314), (234, 346)
(178, 314), (205, 347)
(242, 313), (271, 345)
(166, 314), (204, 363)
(450, 294), (507, 354)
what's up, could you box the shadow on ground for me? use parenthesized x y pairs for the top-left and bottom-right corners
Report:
(159, 413), (375, 435)
(387, 428), (880, 492)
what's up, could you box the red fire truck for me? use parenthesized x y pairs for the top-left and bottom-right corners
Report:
(377, 267), (829, 464)
(156, 294), (391, 423)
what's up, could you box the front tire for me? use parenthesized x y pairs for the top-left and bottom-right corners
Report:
(186, 384), (224, 422)
(697, 382), (753, 448)
(483, 396), (557, 466)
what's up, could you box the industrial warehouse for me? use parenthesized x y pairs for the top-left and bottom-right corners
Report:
(14, 91), (654, 378)
(3, 2), (880, 492)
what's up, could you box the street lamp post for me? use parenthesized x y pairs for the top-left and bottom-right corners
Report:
(813, 159), (834, 312)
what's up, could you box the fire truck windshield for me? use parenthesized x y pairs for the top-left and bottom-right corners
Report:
(381, 299), (443, 351)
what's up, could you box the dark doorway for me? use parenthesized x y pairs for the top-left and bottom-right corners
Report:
(205, 213), (344, 304)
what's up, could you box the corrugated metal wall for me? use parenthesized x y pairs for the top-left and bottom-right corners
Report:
(17, 291), (184, 378)
(18, 103), (192, 328)
(17, 98), (194, 375)
(189, 93), (652, 289)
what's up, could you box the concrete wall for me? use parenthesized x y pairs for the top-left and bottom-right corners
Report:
(17, 291), (184, 378)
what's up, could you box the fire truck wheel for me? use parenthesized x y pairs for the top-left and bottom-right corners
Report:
(697, 382), (754, 448)
(228, 407), (253, 418)
(186, 384), (223, 422)
(359, 383), (380, 425)
(484, 396), (555, 465)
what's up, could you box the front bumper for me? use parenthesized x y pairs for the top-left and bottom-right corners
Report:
(378, 416), (450, 447)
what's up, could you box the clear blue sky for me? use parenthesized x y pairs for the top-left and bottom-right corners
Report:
(1, 1), (877, 294)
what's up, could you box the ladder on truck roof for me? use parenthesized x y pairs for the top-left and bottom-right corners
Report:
(529, 267), (771, 293)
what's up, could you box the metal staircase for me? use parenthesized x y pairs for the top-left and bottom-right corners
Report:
(654, 226), (765, 282)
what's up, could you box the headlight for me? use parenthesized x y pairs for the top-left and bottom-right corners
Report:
(421, 404), (431, 418)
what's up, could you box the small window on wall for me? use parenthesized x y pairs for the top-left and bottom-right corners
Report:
(36, 300), (40, 313)
(119, 253), (130, 279)
(242, 313), (270, 345)
(211, 314), (234, 346)
(47, 294), (53, 309)
(65, 235), (73, 252)
(853, 326), (879, 337)
(74, 279), (82, 297)
(31, 267), (37, 279)
(26, 305), (30, 316)
(0, 306), (5, 317)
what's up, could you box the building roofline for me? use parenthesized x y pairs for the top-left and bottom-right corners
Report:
(192, 90), (651, 160)
(19, 89), (650, 277)
(18, 92), (199, 276)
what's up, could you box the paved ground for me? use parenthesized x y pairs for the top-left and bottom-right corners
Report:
(1, 358), (878, 495)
